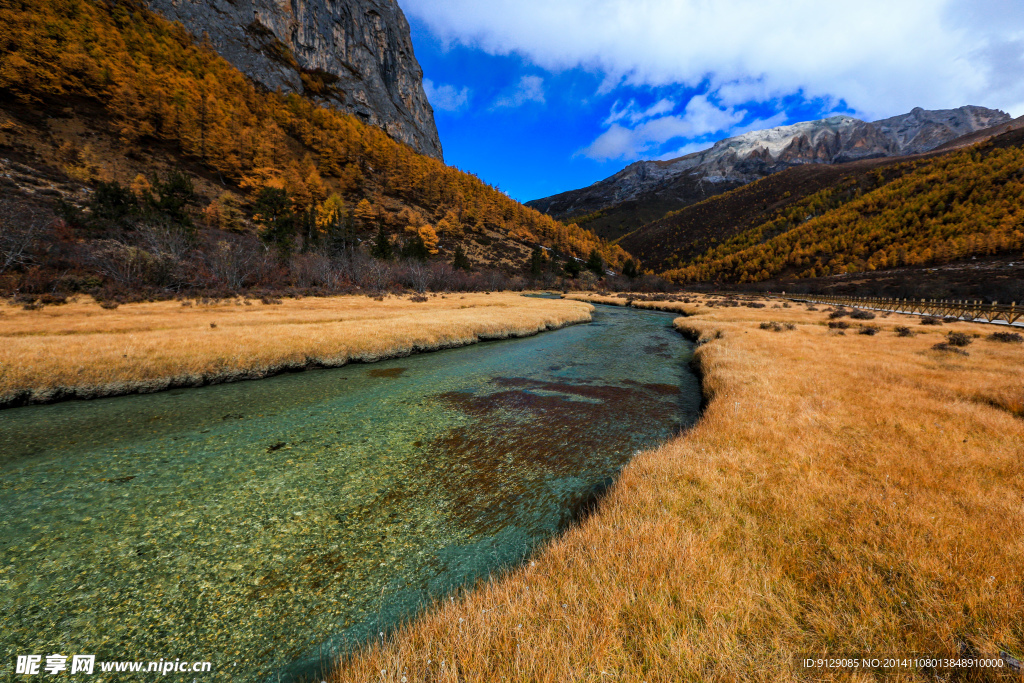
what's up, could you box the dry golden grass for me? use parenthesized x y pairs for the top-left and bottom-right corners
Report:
(562, 292), (631, 307)
(563, 292), (699, 317)
(0, 293), (593, 404)
(332, 294), (1024, 682)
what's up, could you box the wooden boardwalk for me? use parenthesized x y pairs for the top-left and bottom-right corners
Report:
(781, 294), (1024, 327)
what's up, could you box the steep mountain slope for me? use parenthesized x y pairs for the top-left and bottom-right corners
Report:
(527, 107), (1010, 240)
(659, 126), (1024, 285)
(144, 0), (443, 160)
(0, 0), (628, 297)
(931, 115), (1024, 152)
(618, 155), (912, 272)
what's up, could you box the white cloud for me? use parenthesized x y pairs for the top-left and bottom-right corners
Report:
(605, 98), (675, 126)
(492, 75), (546, 108)
(728, 110), (789, 137)
(404, 0), (1024, 119)
(581, 95), (745, 161)
(423, 79), (471, 112)
(714, 79), (785, 108)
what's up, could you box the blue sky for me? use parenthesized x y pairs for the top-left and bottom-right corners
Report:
(404, 1), (1024, 203)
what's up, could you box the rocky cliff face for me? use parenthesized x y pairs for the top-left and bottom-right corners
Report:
(527, 106), (1010, 228)
(144, 0), (443, 160)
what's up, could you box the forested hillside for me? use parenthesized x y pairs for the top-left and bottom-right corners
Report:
(0, 0), (628, 298)
(616, 155), (911, 272)
(662, 135), (1024, 284)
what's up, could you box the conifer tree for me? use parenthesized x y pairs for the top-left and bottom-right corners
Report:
(529, 246), (546, 278)
(402, 232), (429, 261)
(563, 257), (582, 279)
(370, 223), (393, 260)
(452, 244), (471, 271)
(252, 187), (295, 253)
(149, 169), (196, 228)
(417, 224), (439, 254)
(354, 199), (376, 230)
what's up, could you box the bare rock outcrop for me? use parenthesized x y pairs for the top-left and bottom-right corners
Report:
(145, 0), (443, 159)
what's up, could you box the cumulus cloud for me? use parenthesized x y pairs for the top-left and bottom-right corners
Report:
(404, 0), (1024, 119)
(492, 75), (546, 108)
(581, 96), (745, 161)
(423, 79), (471, 112)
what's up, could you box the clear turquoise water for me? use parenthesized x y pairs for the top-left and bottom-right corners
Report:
(0, 304), (700, 681)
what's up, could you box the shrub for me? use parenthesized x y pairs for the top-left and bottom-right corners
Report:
(946, 332), (973, 347)
(828, 309), (850, 319)
(920, 317), (943, 325)
(759, 321), (788, 332)
(859, 325), (879, 335)
(850, 309), (876, 320)
(932, 342), (969, 355)
(828, 321), (849, 329)
(894, 326), (914, 337)
(988, 331), (1023, 343)
(37, 293), (68, 306)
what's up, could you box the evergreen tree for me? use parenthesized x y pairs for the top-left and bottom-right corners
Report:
(564, 257), (582, 278)
(252, 187), (294, 253)
(529, 246), (546, 278)
(88, 180), (139, 231)
(622, 258), (639, 279)
(402, 232), (429, 260)
(148, 169), (196, 227)
(296, 206), (317, 251)
(452, 244), (471, 271)
(325, 210), (357, 257)
(370, 223), (393, 260)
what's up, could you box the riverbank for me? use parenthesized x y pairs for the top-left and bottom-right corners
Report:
(0, 293), (593, 408)
(332, 293), (1024, 682)
(562, 291), (698, 314)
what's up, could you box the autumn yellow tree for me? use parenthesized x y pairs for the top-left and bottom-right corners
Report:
(353, 199), (376, 229)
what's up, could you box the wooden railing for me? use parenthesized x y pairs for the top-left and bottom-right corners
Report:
(779, 294), (1023, 326)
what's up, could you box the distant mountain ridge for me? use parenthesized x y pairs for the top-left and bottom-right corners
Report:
(526, 106), (1011, 239)
(614, 118), (1024, 295)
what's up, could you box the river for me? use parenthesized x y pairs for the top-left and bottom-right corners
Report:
(0, 303), (701, 681)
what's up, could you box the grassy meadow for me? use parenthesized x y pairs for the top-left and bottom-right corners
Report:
(0, 293), (593, 406)
(331, 293), (1024, 682)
